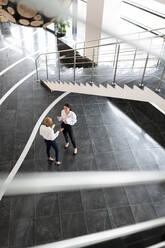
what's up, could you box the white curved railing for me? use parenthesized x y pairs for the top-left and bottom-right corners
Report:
(147, 242), (165, 248)
(1, 171), (165, 195)
(29, 218), (165, 248)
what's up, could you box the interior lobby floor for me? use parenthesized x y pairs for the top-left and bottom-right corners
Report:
(0, 23), (165, 248)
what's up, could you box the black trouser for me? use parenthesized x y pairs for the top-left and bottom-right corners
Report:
(61, 122), (76, 148)
(44, 139), (59, 161)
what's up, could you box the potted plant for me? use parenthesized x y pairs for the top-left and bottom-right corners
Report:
(54, 20), (70, 38)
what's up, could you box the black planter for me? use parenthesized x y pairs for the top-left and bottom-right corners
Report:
(56, 32), (66, 38)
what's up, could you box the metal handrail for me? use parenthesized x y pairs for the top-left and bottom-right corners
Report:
(121, 16), (165, 36)
(36, 32), (165, 62)
(75, 26), (165, 47)
(123, 0), (165, 19)
(41, 51), (159, 62)
(37, 49), (159, 61)
(41, 57), (157, 67)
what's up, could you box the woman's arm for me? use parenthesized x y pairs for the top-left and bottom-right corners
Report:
(66, 112), (77, 125)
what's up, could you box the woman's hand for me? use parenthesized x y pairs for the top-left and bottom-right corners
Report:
(59, 128), (64, 132)
(51, 124), (55, 129)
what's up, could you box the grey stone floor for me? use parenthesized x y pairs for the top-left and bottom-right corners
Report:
(0, 23), (165, 248)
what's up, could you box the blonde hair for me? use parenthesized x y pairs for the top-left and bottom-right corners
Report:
(44, 117), (52, 127)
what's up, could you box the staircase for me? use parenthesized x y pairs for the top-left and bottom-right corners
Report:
(57, 39), (96, 68)
(36, 27), (165, 113)
(41, 80), (165, 112)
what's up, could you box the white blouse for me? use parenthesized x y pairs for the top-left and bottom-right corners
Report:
(59, 110), (77, 126)
(40, 125), (59, 141)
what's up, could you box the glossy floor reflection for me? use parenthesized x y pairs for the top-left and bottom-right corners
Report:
(0, 23), (165, 248)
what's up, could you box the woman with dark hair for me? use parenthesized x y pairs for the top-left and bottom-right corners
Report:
(57, 103), (77, 155)
(40, 117), (64, 164)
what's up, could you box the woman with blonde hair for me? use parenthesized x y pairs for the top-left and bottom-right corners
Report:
(40, 117), (63, 164)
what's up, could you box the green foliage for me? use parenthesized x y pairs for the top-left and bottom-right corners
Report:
(54, 20), (70, 34)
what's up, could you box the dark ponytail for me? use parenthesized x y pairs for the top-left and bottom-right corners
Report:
(64, 103), (72, 111)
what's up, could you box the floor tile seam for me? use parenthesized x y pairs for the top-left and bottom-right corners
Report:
(4, 198), (11, 248)
(102, 186), (130, 211)
(92, 143), (131, 153)
(80, 190), (106, 212)
(145, 187), (165, 205)
(33, 209), (61, 220)
(59, 210), (92, 216)
(83, 208), (108, 214)
(57, 193), (64, 240)
(103, 200), (131, 209)
(84, 207), (112, 234)
(83, 113), (102, 120)
(107, 135), (131, 148)
(78, 124), (95, 153)
(89, 138), (102, 154)
(81, 104), (101, 114)
(106, 204), (137, 212)
(127, 203), (160, 222)
(82, 210), (89, 235)
(123, 188), (144, 224)
(127, 142), (163, 151)
(131, 147), (160, 160)
(152, 205), (163, 218)
(102, 145), (121, 170)
(106, 207), (117, 229)
(151, 199), (165, 205)
(82, 101), (100, 105)
(124, 186), (153, 204)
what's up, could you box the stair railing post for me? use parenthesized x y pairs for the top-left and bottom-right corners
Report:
(113, 41), (118, 68)
(132, 48), (137, 69)
(156, 38), (165, 69)
(83, 41), (85, 57)
(58, 51), (61, 81)
(112, 43), (120, 86)
(73, 48), (76, 82)
(46, 55), (48, 80)
(35, 57), (39, 82)
(91, 47), (95, 82)
(155, 66), (165, 93)
(139, 53), (149, 87)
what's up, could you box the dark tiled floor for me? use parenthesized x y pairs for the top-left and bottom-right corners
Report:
(0, 23), (165, 247)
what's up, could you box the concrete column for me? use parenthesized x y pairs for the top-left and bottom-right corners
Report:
(85, 0), (105, 62)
